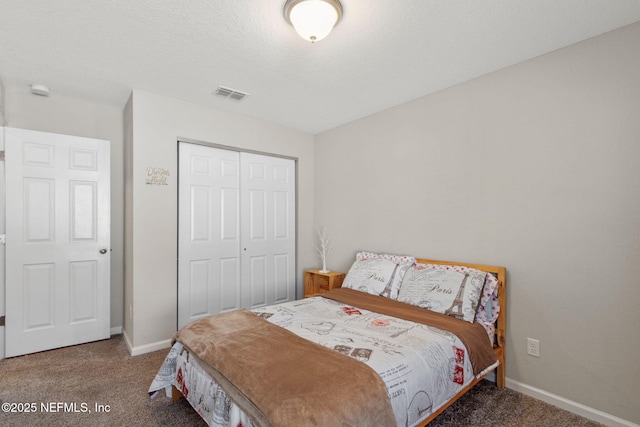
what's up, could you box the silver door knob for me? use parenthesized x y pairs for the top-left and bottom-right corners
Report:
(99, 248), (108, 254)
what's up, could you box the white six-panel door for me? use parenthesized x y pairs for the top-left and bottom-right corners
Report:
(5, 127), (110, 357)
(178, 143), (295, 329)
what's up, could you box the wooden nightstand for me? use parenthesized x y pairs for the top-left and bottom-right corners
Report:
(304, 269), (345, 297)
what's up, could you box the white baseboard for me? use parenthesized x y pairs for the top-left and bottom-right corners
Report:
(506, 378), (639, 427)
(122, 330), (172, 357)
(110, 325), (123, 335)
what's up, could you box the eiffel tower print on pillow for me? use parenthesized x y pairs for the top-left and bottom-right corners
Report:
(397, 266), (488, 322)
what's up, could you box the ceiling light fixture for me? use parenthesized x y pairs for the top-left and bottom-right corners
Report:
(284, 0), (343, 43)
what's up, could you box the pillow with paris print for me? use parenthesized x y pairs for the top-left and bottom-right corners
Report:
(356, 251), (415, 299)
(342, 258), (397, 296)
(398, 264), (487, 322)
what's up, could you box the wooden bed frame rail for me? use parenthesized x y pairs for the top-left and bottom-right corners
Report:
(415, 258), (507, 425)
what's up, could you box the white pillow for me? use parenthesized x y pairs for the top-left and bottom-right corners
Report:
(411, 263), (498, 323)
(398, 265), (487, 322)
(342, 258), (398, 296)
(356, 252), (416, 299)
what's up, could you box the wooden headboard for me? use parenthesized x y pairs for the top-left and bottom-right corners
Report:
(416, 258), (507, 388)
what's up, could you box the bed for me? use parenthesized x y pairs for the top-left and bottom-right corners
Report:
(149, 254), (506, 426)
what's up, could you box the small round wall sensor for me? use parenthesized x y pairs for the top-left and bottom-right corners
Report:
(30, 84), (50, 96)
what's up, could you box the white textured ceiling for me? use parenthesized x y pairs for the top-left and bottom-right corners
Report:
(1, 0), (640, 134)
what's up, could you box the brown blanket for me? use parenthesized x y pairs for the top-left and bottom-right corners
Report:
(322, 288), (497, 375)
(175, 309), (396, 427)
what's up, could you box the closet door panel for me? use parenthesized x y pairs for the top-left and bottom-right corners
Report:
(248, 189), (267, 241)
(178, 144), (240, 328)
(241, 153), (296, 308)
(247, 255), (267, 308)
(273, 253), (291, 302)
(219, 257), (240, 312)
(188, 260), (210, 318)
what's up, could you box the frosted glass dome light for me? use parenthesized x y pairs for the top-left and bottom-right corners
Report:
(284, 0), (343, 43)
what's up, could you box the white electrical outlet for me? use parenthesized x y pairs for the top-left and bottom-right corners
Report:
(527, 338), (540, 357)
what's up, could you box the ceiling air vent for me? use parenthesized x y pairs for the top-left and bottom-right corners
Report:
(215, 86), (249, 101)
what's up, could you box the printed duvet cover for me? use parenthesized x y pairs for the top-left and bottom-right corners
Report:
(150, 295), (496, 427)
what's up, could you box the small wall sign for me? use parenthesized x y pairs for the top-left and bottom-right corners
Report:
(146, 167), (170, 185)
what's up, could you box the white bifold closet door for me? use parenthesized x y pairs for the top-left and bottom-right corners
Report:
(178, 143), (296, 329)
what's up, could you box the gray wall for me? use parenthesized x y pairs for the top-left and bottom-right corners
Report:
(0, 78), (5, 126)
(314, 23), (640, 424)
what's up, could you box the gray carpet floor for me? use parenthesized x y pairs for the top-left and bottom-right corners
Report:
(0, 335), (603, 427)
